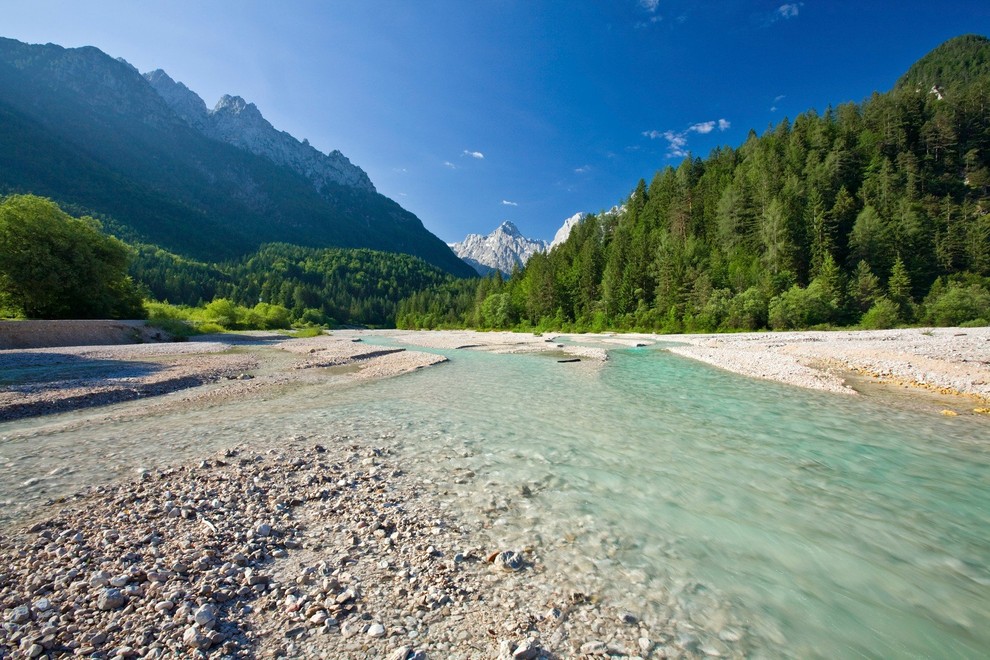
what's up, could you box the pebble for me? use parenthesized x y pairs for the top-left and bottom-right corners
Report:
(193, 603), (218, 629)
(512, 637), (541, 659)
(9, 605), (30, 624)
(0, 440), (687, 658)
(182, 625), (210, 650)
(96, 587), (126, 610)
(493, 550), (524, 572)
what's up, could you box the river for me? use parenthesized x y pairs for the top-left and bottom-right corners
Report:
(1, 337), (987, 657)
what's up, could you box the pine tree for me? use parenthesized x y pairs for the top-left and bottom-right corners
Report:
(888, 255), (914, 321)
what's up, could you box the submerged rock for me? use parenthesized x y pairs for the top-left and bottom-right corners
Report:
(492, 550), (524, 572)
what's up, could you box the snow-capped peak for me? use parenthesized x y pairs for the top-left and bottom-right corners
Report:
(450, 222), (548, 275)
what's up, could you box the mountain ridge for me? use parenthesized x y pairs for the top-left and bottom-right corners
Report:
(144, 69), (376, 194)
(449, 221), (548, 275)
(0, 36), (474, 277)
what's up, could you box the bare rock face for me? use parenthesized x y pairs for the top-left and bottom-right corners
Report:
(549, 212), (585, 251)
(449, 221), (548, 276)
(144, 70), (375, 194)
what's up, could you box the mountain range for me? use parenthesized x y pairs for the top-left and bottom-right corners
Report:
(449, 221), (549, 275)
(450, 209), (630, 276)
(0, 37), (475, 277)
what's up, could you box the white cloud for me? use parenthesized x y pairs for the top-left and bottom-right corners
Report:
(634, 0), (662, 28)
(392, 167), (407, 173)
(501, 200), (518, 206)
(643, 119), (730, 158)
(463, 150), (485, 159)
(662, 131), (689, 158)
(574, 165), (592, 174)
(777, 3), (800, 19)
(443, 161), (456, 169)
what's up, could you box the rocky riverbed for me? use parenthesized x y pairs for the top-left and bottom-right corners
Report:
(2, 326), (988, 658)
(653, 326), (990, 406)
(0, 333), (446, 423)
(0, 438), (669, 659)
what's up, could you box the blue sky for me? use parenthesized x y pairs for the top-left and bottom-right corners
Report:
(4, 1), (989, 243)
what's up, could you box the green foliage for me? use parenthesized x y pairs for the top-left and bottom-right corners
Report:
(132, 242), (464, 328)
(860, 298), (903, 329)
(887, 255), (916, 321)
(290, 326), (325, 338)
(768, 280), (836, 330)
(848, 260), (882, 315)
(144, 299), (293, 332)
(0, 194), (144, 319)
(922, 280), (990, 326)
(399, 36), (990, 333)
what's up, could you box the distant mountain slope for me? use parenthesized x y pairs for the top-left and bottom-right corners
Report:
(0, 37), (474, 277)
(144, 70), (376, 194)
(896, 34), (990, 97)
(549, 213), (585, 252)
(449, 221), (548, 275)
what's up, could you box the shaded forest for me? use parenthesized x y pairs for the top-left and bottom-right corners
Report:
(131, 242), (461, 328)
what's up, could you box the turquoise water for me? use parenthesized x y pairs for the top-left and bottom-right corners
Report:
(2, 339), (987, 657)
(321, 341), (990, 658)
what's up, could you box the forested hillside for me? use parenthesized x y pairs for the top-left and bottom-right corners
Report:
(399, 35), (990, 332)
(0, 37), (475, 277)
(132, 242), (460, 327)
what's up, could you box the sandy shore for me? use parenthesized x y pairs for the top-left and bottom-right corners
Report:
(2, 326), (988, 658)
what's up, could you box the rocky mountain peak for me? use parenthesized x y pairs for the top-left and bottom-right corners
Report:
(144, 69), (209, 130)
(450, 222), (548, 276)
(549, 213), (584, 251)
(495, 220), (522, 237)
(213, 94), (260, 117)
(144, 71), (376, 194)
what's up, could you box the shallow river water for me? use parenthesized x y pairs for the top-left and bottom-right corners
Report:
(2, 338), (988, 658)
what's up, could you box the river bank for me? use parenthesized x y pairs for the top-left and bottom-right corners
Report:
(380, 326), (990, 411)
(2, 326), (988, 657)
(0, 332), (446, 423)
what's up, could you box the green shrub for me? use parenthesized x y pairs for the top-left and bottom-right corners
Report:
(768, 281), (835, 330)
(291, 326), (325, 338)
(923, 282), (990, 326)
(859, 298), (901, 329)
(145, 317), (197, 339)
(723, 287), (768, 331)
